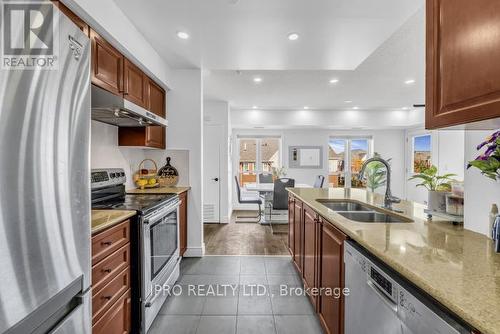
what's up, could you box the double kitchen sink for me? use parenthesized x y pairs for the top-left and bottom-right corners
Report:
(317, 199), (413, 223)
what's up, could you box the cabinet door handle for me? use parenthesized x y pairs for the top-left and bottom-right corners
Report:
(102, 296), (112, 301)
(101, 241), (112, 246)
(102, 268), (112, 273)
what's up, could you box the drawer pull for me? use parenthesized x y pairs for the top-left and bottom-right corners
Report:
(102, 268), (112, 273)
(102, 296), (112, 301)
(101, 241), (112, 246)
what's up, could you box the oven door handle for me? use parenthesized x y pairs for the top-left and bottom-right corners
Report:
(144, 201), (180, 225)
(145, 256), (182, 307)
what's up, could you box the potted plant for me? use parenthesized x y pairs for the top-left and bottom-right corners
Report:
(408, 165), (456, 212)
(467, 130), (500, 181)
(272, 166), (287, 179)
(364, 153), (389, 192)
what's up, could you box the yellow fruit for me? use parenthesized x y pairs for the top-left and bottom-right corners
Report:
(137, 179), (148, 186)
(148, 178), (157, 185)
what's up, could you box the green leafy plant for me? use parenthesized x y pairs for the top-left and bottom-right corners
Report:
(365, 162), (386, 192)
(408, 165), (456, 191)
(467, 130), (500, 181)
(272, 166), (287, 178)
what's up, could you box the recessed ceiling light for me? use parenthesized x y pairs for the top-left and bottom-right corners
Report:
(329, 79), (339, 84)
(253, 77), (262, 83)
(177, 31), (190, 39)
(288, 33), (299, 41)
(402, 106), (410, 110)
(252, 106), (258, 109)
(303, 106), (309, 110)
(344, 100), (352, 103)
(404, 79), (415, 85)
(352, 106), (359, 110)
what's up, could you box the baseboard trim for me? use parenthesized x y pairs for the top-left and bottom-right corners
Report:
(183, 245), (205, 257)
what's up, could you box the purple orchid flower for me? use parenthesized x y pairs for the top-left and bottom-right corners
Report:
(477, 130), (500, 150)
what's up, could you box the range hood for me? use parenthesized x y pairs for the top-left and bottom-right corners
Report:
(91, 85), (168, 127)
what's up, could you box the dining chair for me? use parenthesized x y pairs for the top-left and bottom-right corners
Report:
(314, 175), (325, 188)
(258, 173), (273, 184)
(267, 178), (295, 226)
(234, 176), (262, 223)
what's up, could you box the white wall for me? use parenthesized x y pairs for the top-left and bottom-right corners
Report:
(464, 130), (500, 235)
(145, 149), (190, 186)
(66, 0), (172, 88)
(231, 108), (424, 129)
(91, 121), (146, 189)
(204, 101), (232, 223)
(231, 128), (406, 210)
(91, 121), (190, 185)
(405, 129), (465, 204)
(167, 69), (204, 256)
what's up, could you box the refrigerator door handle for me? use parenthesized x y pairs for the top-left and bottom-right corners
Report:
(4, 277), (86, 334)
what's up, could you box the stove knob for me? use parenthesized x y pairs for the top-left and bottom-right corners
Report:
(110, 173), (115, 178)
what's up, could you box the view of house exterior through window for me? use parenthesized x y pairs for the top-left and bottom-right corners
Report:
(412, 135), (432, 173)
(328, 138), (370, 188)
(238, 137), (280, 186)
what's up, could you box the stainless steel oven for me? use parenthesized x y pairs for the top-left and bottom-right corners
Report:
(142, 196), (181, 332)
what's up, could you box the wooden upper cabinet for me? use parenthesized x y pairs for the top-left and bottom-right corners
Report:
(118, 79), (166, 149)
(147, 79), (166, 117)
(123, 59), (147, 108)
(90, 29), (124, 96)
(52, 1), (89, 36)
(426, 0), (500, 129)
(145, 79), (166, 148)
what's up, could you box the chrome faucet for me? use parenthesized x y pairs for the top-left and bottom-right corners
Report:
(358, 157), (401, 210)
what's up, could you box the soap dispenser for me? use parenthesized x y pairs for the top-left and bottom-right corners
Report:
(490, 204), (499, 239)
(493, 215), (500, 253)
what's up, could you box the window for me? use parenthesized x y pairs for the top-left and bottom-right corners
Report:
(238, 137), (281, 186)
(328, 138), (371, 188)
(412, 135), (432, 173)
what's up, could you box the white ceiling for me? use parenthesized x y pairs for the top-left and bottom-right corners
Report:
(205, 8), (425, 111)
(114, 0), (425, 112)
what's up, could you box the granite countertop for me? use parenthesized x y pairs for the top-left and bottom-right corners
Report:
(287, 187), (500, 334)
(91, 210), (136, 235)
(126, 186), (191, 195)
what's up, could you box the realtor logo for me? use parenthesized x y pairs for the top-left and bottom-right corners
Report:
(1, 1), (59, 69)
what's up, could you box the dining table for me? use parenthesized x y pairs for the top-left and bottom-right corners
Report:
(244, 182), (312, 224)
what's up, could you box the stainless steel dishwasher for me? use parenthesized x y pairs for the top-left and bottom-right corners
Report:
(344, 241), (470, 334)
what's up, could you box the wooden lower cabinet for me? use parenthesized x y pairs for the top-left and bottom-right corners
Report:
(318, 218), (347, 334)
(92, 219), (132, 334)
(179, 191), (188, 256)
(288, 196), (295, 255)
(288, 197), (347, 334)
(92, 289), (131, 334)
(302, 204), (319, 306)
(293, 198), (303, 272)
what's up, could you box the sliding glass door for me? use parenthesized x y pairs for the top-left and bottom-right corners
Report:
(238, 137), (281, 186)
(328, 137), (371, 188)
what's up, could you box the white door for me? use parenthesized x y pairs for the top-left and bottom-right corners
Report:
(203, 125), (223, 222)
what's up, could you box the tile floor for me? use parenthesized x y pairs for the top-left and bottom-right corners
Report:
(148, 256), (324, 334)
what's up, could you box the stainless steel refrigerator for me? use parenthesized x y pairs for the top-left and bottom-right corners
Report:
(0, 4), (92, 334)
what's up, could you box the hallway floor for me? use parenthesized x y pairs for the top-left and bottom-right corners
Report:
(203, 211), (289, 255)
(148, 256), (324, 334)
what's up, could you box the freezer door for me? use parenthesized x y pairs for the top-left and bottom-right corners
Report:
(0, 5), (91, 333)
